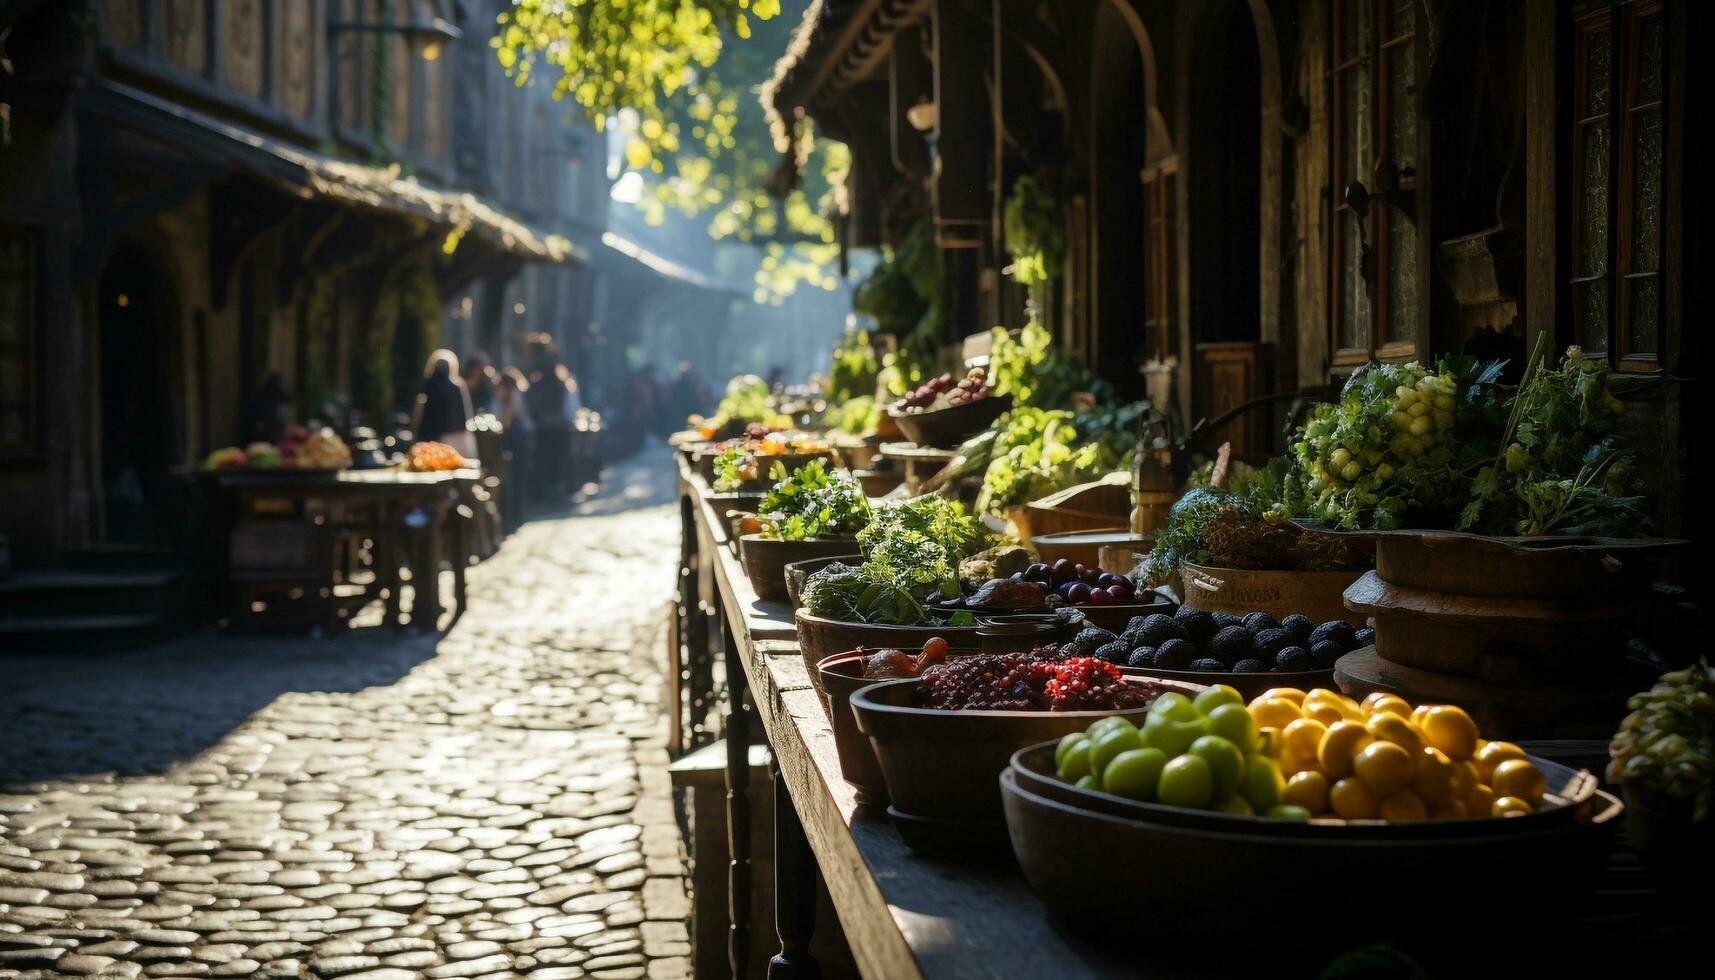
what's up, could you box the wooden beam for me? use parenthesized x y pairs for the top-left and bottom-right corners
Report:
(1522, 0), (1557, 357)
(931, 0), (989, 247)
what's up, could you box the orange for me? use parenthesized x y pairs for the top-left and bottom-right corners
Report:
(1303, 690), (1361, 726)
(1256, 687), (1308, 706)
(1362, 693), (1412, 719)
(1250, 697), (1303, 732)
(1378, 790), (1428, 822)
(1364, 712), (1425, 754)
(1465, 781), (1496, 818)
(1419, 705), (1480, 761)
(1410, 746), (1456, 805)
(1475, 741), (1528, 783)
(1280, 718), (1329, 775)
(1329, 777), (1379, 820)
(1492, 796), (1534, 818)
(1283, 770), (1331, 815)
(1318, 721), (1374, 780)
(1492, 759), (1547, 805)
(1430, 799), (1469, 821)
(1353, 741), (1414, 796)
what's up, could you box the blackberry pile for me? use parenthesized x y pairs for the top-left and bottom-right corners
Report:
(1058, 607), (1372, 674)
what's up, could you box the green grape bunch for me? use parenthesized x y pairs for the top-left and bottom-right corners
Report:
(1608, 660), (1715, 823)
(1290, 362), (1462, 530)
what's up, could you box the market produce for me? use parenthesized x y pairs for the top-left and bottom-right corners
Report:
(757, 459), (869, 540)
(916, 651), (1151, 712)
(709, 431), (831, 491)
(970, 406), (1134, 516)
(1055, 685), (1295, 816)
(1059, 604), (1363, 673)
(862, 637), (951, 679)
(689, 374), (783, 437)
(894, 367), (994, 412)
(986, 321), (1102, 411)
(1251, 688), (1547, 821)
(244, 442), (283, 468)
(200, 446), (249, 470)
(283, 427), (353, 469)
(408, 441), (466, 471)
(1608, 659), (1714, 823)
(799, 496), (988, 625)
(1142, 484), (1367, 586)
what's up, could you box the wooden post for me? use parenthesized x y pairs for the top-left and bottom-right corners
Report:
(723, 614), (753, 976)
(931, 0), (989, 247)
(1522, 0), (1558, 356)
(767, 762), (820, 978)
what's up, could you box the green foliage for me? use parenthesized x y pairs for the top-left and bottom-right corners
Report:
(825, 330), (878, 405)
(799, 561), (933, 626)
(758, 459), (869, 540)
(823, 396), (879, 436)
(1003, 174), (1064, 286)
(1608, 660), (1715, 823)
(710, 443), (752, 491)
(1457, 345), (1648, 536)
(877, 349), (928, 398)
(974, 406), (1134, 515)
(493, 0), (842, 299)
(852, 218), (948, 356)
(857, 495), (983, 598)
(705, 374), (772, 427)
(987, 322), (1104, 410)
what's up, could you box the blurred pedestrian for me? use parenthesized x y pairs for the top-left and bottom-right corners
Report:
(495, 367), (534, 531)
(412, 349), (476, 458)
(463, 351), (497, 416)
(526, 353), (568, 506)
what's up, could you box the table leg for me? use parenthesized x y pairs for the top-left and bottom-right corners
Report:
(450, 501), (468, 625)
(769, 762), (820, 979)
(722, 614), (752, 978)
(418, 501), (445, 631)
(380, 501), (403, 629)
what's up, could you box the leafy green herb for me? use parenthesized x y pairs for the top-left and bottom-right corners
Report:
(710, 443), (753, 492)
(758, 459), (869, 541)
(973, 406), (1134, 515)
(987, 322), (1108, 410)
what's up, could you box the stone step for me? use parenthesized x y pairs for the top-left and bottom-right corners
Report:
(0, 612), (176, 653)
(0, 567), (186, 617)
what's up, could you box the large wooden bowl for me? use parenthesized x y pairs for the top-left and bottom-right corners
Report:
(738, 534), (859, 603)
(795, 609), (987, 678)
(886, 393), (1012, 449)
(851, 676), (1202, 835)
(1001, 764), (1619, 963)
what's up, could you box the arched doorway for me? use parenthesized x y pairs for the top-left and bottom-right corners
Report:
(98, 241), (177, 544)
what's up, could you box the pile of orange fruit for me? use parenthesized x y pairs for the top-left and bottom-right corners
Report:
(409, 441), (467, 472)
(1248, 688), (1548, 822)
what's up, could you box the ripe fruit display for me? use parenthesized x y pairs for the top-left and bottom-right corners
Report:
(998, 559), (1140, 611)
(895, 368), (994, 412)
(1054, 685), (1296, 817)
(916, 652), (1151, 711)
(1249, 688), (1550, 821)
(1607, 660), (1714, 823)
(1083, 603), (1363, 673)
(408, 440), (467, 471)
(860, 637), (952, 679)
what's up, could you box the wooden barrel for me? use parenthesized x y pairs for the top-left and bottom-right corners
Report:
(1180, 561), (1366, 625)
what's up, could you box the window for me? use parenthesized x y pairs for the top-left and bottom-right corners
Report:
(1330, 0), (1423, 366)
(1571, 0), (1666, 372)
(0, 226), (38, 457)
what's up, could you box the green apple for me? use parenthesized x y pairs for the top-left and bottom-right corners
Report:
(1239, 754), (1285, 812)
(1157, 754), (1214, 808)
(1214, 794), (1255, 816)
(1075, 774), (1100, 791)
(1056, 740), (1093, 782)
(1101, 747), (1167, 801)
(1055, 733), (1088, 770)
(1193, 684), (1245, 716)
(1086, 724), (1141, 779)
(1142, 713), (1204, 757)
(1085, 716), (1136, 741)
(1266, 803), (1312, 821)
(1150, 692), (1199, 723)
(1188, 735), (1245, 800)
(1203, 702), (1258, 750)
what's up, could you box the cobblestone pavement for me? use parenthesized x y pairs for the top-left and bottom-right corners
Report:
(0, 447), (691, 979)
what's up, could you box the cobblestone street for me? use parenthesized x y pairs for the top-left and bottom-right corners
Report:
(0, 448), (691, 980)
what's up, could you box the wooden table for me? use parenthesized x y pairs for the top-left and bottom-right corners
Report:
(672, 453), (1695, 979)
(205, 467), (480, 631)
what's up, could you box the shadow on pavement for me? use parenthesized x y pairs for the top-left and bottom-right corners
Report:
(527, 441), (679, 521)
(0, 629), (439, 785)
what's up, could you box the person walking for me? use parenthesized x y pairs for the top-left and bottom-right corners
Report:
(463, 351), (498, 416)
(495, 366), (534, 530)
(412, 349), (476, 458)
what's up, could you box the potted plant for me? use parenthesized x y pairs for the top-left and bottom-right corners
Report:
(1607, 660), (1714, 893)
(739, 459), (869, 602)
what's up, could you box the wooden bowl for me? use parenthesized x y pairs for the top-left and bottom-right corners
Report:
(1181, 561), (1366, 626)
(739, 534), (859, 603)
(795, 609), (986, 677)
(1065, 592), (1178, 633)
(1010, 741), (1598, 838)
(782, 553), (862, 609)
(1001, 765), (1619, 962)
(886, 393), (1012, 449)
(850, 676), (1203, 832)
(1121, 665), (1336, 703)
(1029, 528), (1136, 569)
